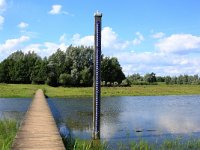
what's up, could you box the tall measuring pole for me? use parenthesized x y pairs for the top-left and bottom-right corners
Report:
(93, 11), (102, 140)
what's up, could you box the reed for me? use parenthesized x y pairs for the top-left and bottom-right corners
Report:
(0, 120), (19, 150)
(62, 137), (200, 150)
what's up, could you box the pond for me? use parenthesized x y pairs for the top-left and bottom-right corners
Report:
(1, 95), (200, 143)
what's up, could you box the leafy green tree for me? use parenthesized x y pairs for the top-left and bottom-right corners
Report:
(1, 51), (40, 84)
(101, 57), (125, 85)
(156, 76), (165, 82)
(71, 68), (80, 86)
(80, 67), (93, 86)
(170, 76), (177, 84)
(144, 72), (157, 84)
(7, 50), (24, 60)
(7, 51), (25, 83)
(31, 58), (48, 84)
(24, 51), (41, 83)
(48, 49), (67, 76)
(177, 75), (184, 84)
(59, 73), (72, 87)
(0, 59), (11, 83)
(127, 73), (144, 85)
(0, 46), (126, 87)
(121, 79), (131, 87)
(165, 76), (171, 85)
(46, 60), (58, 87)
(65, 46), (93, 86)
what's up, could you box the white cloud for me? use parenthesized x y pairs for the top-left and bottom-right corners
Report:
(49, 4), (69, 15)
(18, 22), (29, 29)
(133, 32), (144, 45)
(115, 51), (200, 76)
(158, 112), (200, 134)
(0, 15), (4, 29)
(156, 34), (200, 54)
(1, 27), (200, 77)
(24, 42), (68, 58)
(71, 27), (130, 54)
(152, 32), (165, 39)
(102, 27), (130, 50)
(59, 33), (67, 43)
(0, 36), (30, 52)
(0, 36), (30, 60)
(49, 5), (62, 14)
(68, 29), (200, 76)
(0, 0), (6, 12)
(72, 33), (93, 46)
(23, 44), (41, 53)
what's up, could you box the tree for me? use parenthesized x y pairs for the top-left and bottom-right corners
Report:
(80, 67), (93, 86)
(101, 57), (125, 85)
(127, 73), (143, 85)
(46, 61), (58, 87)
(31, 58), (48, 84)
(156, 76), (165, 82)
(0, 59), (11, 83)
(144, 72), (157, 84)
(71, 68), (80, 86)
(165, 76), (171, 85)
(177, 75), (184, 84)
(65, 46), (94, 86)
(1, 51), (40, 84)
(24, 51), (41, 83)
(59, 73), (72, 87)
(0, 46), (126, 87)
(48, 49), (67, 76)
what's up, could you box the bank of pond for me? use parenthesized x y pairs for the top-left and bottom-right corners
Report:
(2, 84), (200, 98)
(1, 120), (200, 150)
(1, 95), (200, 149)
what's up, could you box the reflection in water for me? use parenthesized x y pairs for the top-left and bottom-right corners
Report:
(0, 98), (31, 121)
(1, 111), (25, 121)
(158, 112), (200, 133)
(1, 95), (200, 142)
(49, 95), (200, 141)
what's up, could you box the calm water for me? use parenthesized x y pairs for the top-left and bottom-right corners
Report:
(1, 95), (200, 142)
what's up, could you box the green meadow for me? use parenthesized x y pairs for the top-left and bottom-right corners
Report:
(1, 83), (200, 98)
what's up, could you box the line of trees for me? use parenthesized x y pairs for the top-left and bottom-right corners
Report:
(126, 73), (200, 85)
(0, 46), (125, 87)
(1, 46), (200, 87)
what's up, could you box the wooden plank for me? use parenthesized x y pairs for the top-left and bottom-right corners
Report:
(12, 89), (65, 150)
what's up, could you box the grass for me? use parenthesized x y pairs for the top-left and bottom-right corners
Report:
(62, 137), (200, 150)
(63, 138), (108, 150)
(0, 120), (19, 150)
(1, 119), (200, 150)
(1, 83), (200, 98)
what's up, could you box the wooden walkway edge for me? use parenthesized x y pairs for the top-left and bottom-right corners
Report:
(12, 89), (65, 150)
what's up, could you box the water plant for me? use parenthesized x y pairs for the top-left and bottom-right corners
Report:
(0, 120), (19, 150)
(62, 136), (200, 150)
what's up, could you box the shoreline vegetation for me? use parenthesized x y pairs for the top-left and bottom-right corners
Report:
(0, 120), (18, 150)
(64, 138), (200, 150)
(1, 119), (200, 150)
(1, 83), (200, 98)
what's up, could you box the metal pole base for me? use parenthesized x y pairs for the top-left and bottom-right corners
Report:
(93, 131), (100, 140)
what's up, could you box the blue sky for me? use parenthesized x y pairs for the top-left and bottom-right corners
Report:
(0, 0), (200, 76)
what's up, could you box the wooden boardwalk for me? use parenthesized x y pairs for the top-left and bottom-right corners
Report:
(12, 89), (65, 150)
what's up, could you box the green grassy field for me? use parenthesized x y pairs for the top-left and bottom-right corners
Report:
(1, 83), (200, 98)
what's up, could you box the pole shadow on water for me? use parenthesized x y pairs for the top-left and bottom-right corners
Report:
(47, 98), (75, 148)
